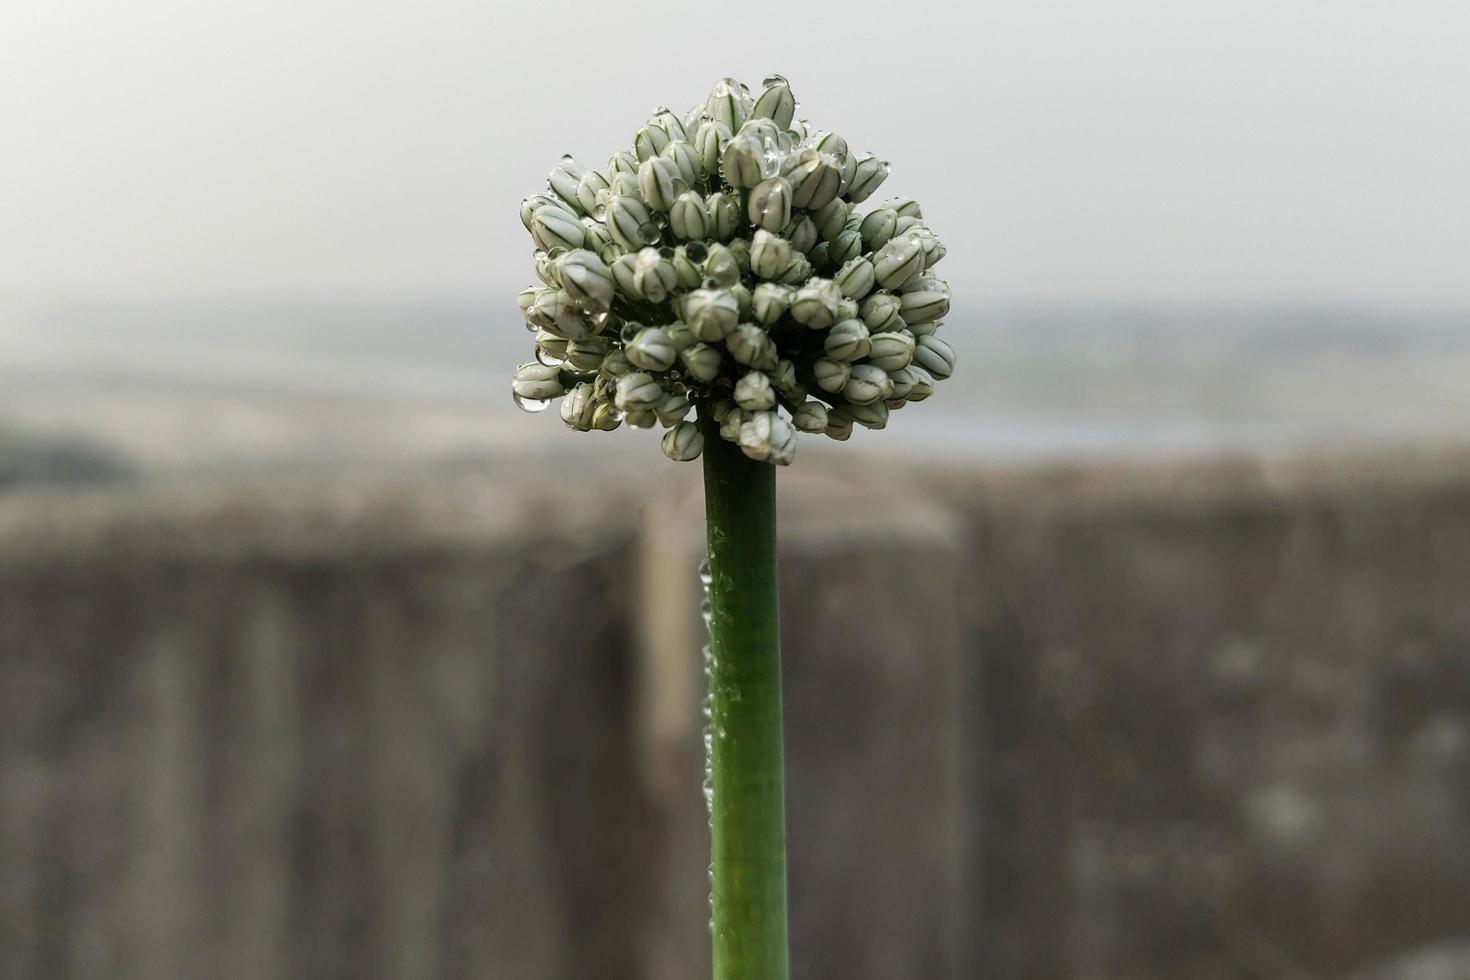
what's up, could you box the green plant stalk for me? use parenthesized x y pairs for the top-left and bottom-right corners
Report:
(701, 415), (789, 980)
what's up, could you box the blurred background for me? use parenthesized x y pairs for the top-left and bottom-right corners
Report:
(3, 1), (1469, 978)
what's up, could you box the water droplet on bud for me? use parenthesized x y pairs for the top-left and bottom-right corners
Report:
(512, 392), (551, 413)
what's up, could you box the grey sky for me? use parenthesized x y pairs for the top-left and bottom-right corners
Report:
(3, 0), (1468, 309)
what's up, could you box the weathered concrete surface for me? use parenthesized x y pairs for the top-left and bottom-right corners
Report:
(0, 472), (654, 980)
(930, 450), (1470, 979)
(2, 451), (1469, 979)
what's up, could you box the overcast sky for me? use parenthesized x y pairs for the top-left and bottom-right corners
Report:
(3, 0), (1468, 310)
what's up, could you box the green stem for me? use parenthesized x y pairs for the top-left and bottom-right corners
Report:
(701, 415), (789, 980)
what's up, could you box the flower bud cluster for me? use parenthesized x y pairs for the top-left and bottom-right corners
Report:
(513, 75), (954, 465)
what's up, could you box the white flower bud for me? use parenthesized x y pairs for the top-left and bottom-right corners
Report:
(669, 191), (709, 240)
(904, 365), (936, 401)
(592, 401), (622, 431)
(790, 278), (842, 329)
(591, 350), (628, 381)
(730, 282), (753, 320)
(898, 277), (950, 324)
(705, 77), (752, 131)
(517, 285), (541, 317)
(886, 365), (922, 401)
(845, 153), (890, 203)
(867, 329), (916, 371)
(748, 177), (793, 232)
(738, 411), (797, 465)
(610, 253), (641, 299)
(842, 363), (893, 405)
(625, 408), (658, 428)
(560, 382), (597, 430)
(633, 247), (679, 303)
(859, 292), (904, 332)
(521, 194), (570, 233)
(751, 282), (793, 324)
(663, 140), (699, 184)
(787, 149), (843, 210)
(535, 329), (568, 360)
(694, 121), (732, 176)
(651, 107), (687, 141)
(888, 197), (923, 219)
(701, 242), (741, 286)
(836, 297), (860, 321)
(770, 358), (800, 396)
(684, 288), (740, 342)
(639, 156), (687, 212)
(531, 206), (587, 252)
(534, 251), (560, 288)
(812, 199), (849, 242)
(726, 324), (779, 370)
(513, 361), (566, 401)
(739, 117), (783, 148)
(548, 156), (587, 210)
(574, 170), (611, 216)
(752, 75), (796, 129)
(719, 408), (746, 444)
(615, 372), (664, 412)
(813, 357), (851, 393)
(824, 409), (854, 441)
(608, 171), (642, 200)
(634, 123), (671, 161)
(564, 336), (611, 372)
(791, 401), (829, 433)
(873, 235), (925, 290)
(912, 334), (955, 380)
(844, 399), (890, 430)
(829, 226), (863, 266)
(627, 326), (677, 371)
(608, 150), (639, 175)
(585, 222), (614, 255)
(669, 248), (701, 289)
(808, 130), (845, 160)
(707, 192), (742, 240)
(834, 256), (876, 300)
(749, 229), (793, 281)
(557, 250), (615, 311)
(606, 196), (658, 251)
(785, 215), (818, 255)
(655, 392), (693, 427)
(721, 133), (766, 189)
(680, 342), (722, 382)
(859, 209), (899, 251)
(734, 370), (776, 411)
(823, 319), (871, 361)
(661, 421), (704, 461)
(666, 321), (697, 351)
(533, 289), (598, 341)
(776, 253), (813, 285)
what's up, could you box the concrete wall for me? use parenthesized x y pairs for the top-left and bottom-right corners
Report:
(1, 454), (1468, 978)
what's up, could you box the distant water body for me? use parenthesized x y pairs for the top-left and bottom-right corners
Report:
(2, 300), (1467, 467)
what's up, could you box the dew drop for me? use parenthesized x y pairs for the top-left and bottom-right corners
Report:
(762, 73), (788, 89)
(535, 347), (564, 368)
(700, 597), (712, 626)
(560, 153), (574, 164)
(512, 391), (550, 413)
(698, 557), (712, 587)
(639, 222), (662, 245)
(593, 202), (608, 220)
